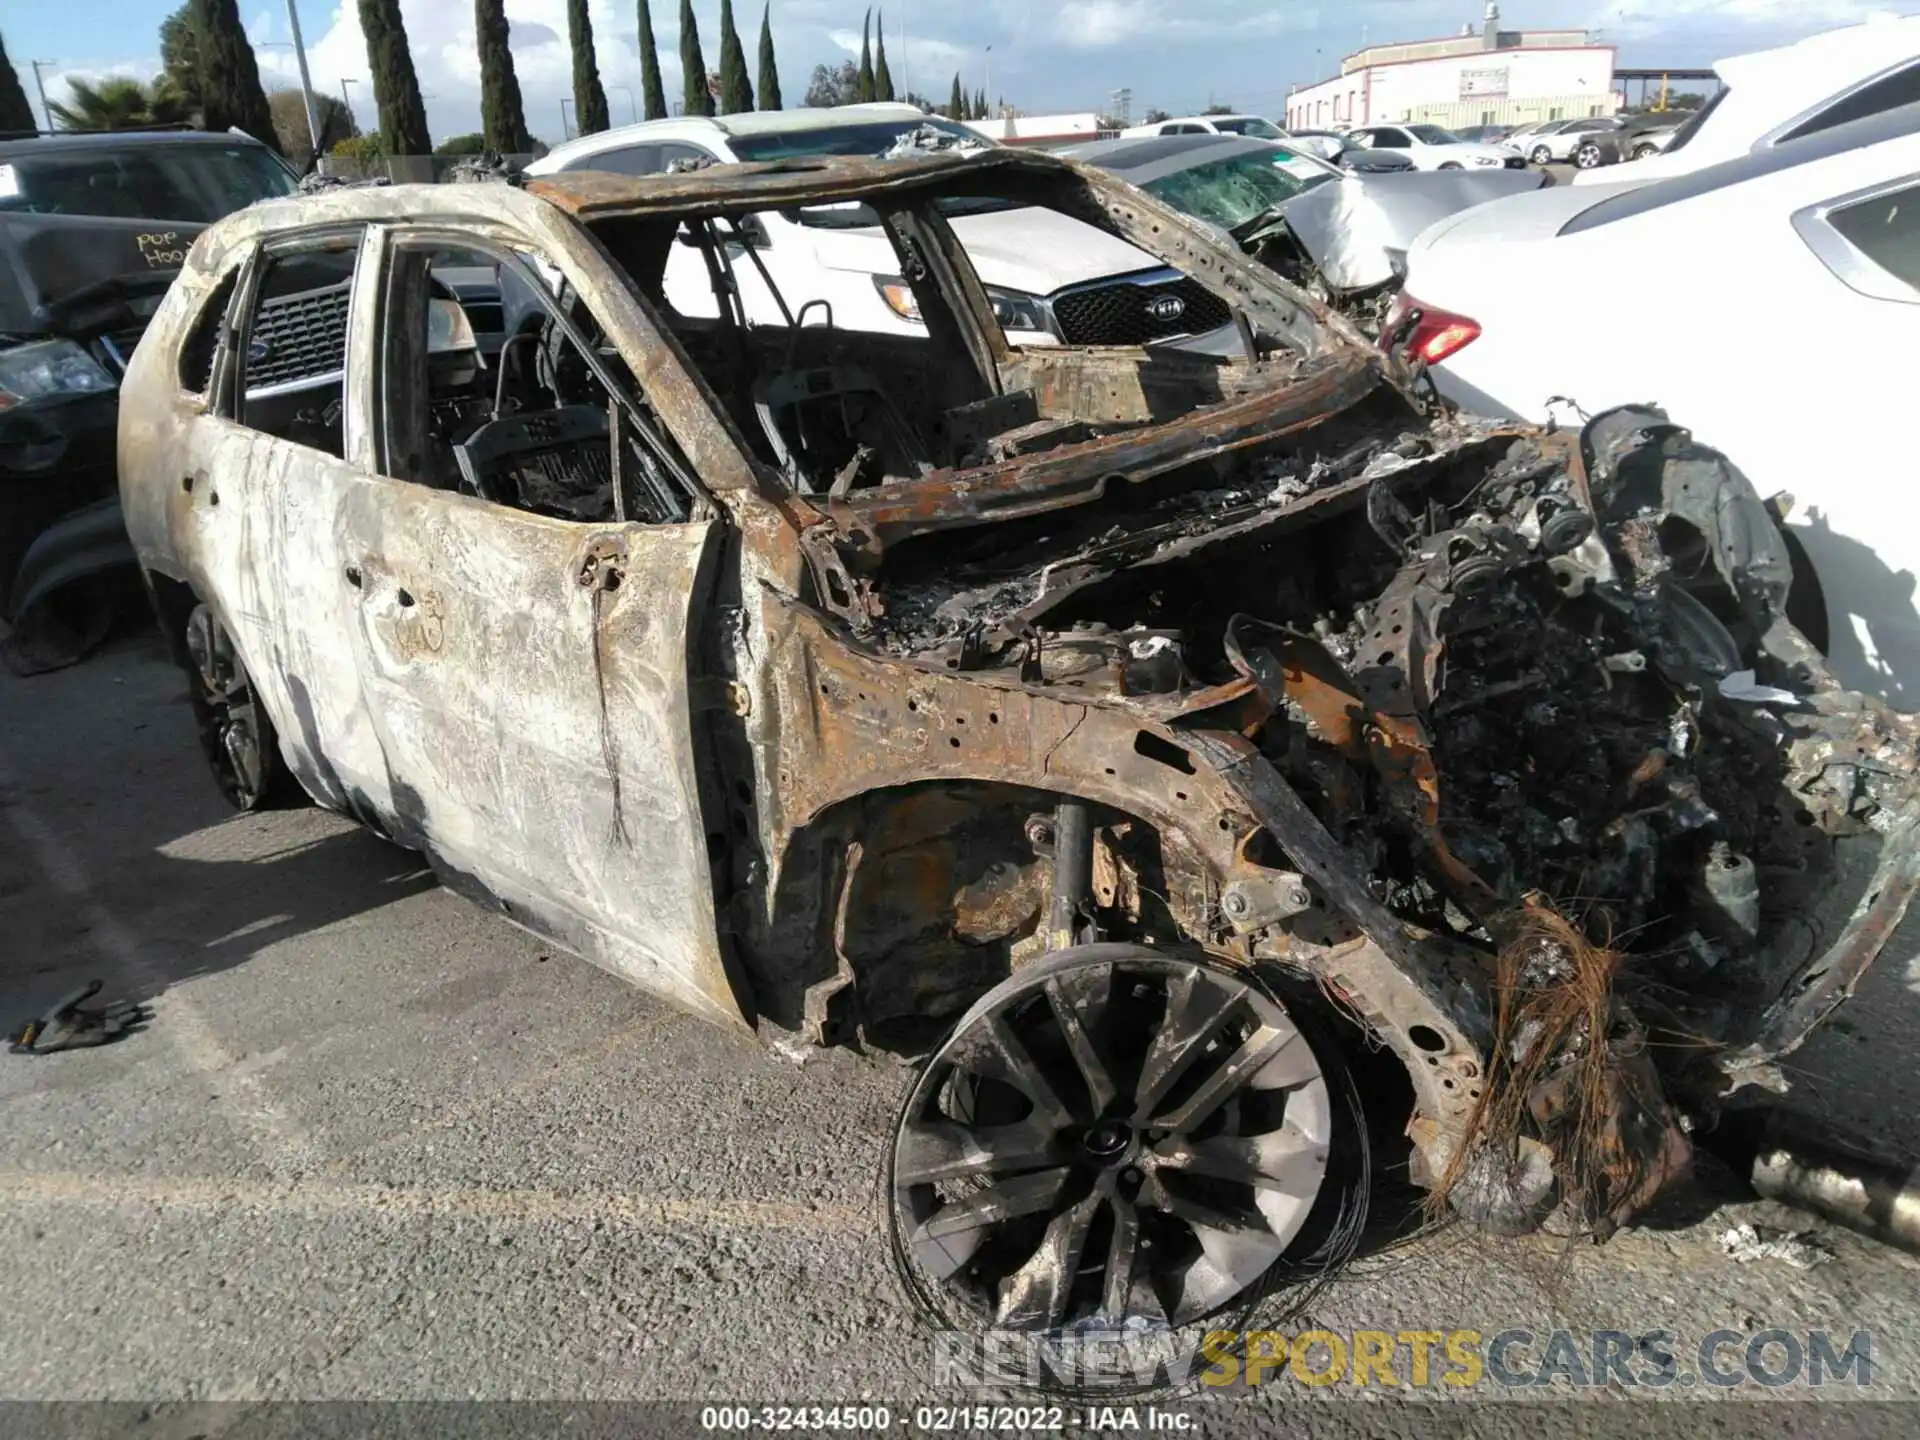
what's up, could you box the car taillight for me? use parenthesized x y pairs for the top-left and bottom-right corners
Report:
(1381, 293), (1482, 367)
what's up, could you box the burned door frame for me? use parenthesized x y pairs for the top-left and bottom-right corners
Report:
(335, 218), (744, 1027)
(175, 222), (406, 818)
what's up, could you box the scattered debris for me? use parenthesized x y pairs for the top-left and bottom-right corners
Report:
(1718, 1222), (1835, 1270)
(444, 152), (524, 186)
(10, 979), (149, 1055)
(880, 124), (989, 158)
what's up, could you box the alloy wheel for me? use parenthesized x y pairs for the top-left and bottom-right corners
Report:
(184, 604), (281, 811)
(888, 945), (1338, 1331)
(1530, 145), (1552, 165)
(1575, 143), (1603, 169)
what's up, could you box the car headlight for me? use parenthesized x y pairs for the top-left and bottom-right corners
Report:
(0, 340), (116, 410)
(986, 286), (1049, 333)
(874, 275), (924, 323)
(875, 276), (1050, 334)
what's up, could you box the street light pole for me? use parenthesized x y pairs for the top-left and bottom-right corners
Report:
(614, 84), (637, 124)
(283, 0), (322, 153)
(28, 61), (56, 131)
(560, 97), (574, 139)
(984, 45), (993, 109)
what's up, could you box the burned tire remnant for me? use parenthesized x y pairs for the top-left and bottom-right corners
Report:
(182, 604), (291, 812)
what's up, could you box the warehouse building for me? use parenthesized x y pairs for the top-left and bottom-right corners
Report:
(1285, 4), (1619, 132)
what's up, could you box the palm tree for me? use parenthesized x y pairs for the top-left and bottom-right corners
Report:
(48, 76), (187, 131)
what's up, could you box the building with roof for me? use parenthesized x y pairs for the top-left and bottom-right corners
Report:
(1285, 4), (1619, 132)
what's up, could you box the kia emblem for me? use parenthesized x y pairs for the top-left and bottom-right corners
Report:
(1145, 293), (1187, 323)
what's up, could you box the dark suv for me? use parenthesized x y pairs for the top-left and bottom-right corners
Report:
(0, 128), (296, 669)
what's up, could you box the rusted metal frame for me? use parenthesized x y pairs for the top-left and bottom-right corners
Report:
(1173, 726), (1491, 1170)
(527, 149), (1073, 220)
(825, 351), (1382, 555)
(986, 470), (1380, 649)
(884, 202), (1009, 388)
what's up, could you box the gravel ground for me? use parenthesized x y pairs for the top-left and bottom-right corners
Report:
(3, 633), (1919, 1438)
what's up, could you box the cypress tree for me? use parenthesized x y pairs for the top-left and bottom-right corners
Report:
(192, 0), (279, 151)
(679, 0), (712, 117)
(716, 0), (752, 114)
(567, 0), (611, 134)
(358, 0), (431, 156)
(475, 0), (531, 152)
(755, 3), (781, 111)
(874, 14), (893, 103)
(946, 73), (962, 121)
(637, 0), (667, 119)
(856, 11), (874, 103)
(0, 31), (37, 134)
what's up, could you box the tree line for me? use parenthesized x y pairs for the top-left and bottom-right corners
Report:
(0, 4), (1005, 159)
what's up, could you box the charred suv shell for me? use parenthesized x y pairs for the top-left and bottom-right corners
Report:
(118, 149), (1917, 1268)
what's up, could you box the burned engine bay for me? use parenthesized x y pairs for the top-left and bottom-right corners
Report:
(822, 394), (1920, 1231)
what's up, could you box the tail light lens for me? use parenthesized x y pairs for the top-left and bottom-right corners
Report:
(1381, 293), (1482, 367)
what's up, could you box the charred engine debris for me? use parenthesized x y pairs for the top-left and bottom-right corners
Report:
(847, 401), (1920, 1233)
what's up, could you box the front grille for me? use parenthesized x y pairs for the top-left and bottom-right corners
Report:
(249, 281), (351, 389)
(1052, 274), (1231, 347)
(1505, 155), (1528, 168)
(102, 321), (152, 374)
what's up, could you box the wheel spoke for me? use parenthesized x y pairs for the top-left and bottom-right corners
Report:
(895, 1114), (1056, 1186)
(947, 1014), (1075, 1127)
(1044, 965), (1117, 1115)
(1152, 1127), (1327, 1193)
(996, 1192), (1100, 1329)
(1131, 970), (1241, 1124)
(1149, 1022), (1301, 1131)
(908, 1166), (1074, 1280)
(1100, 1198), (1162, 1323)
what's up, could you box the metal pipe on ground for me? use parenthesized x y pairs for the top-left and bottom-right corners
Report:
(1746, 1111), (1920, 1255)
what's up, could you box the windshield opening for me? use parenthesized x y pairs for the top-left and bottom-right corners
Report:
(1405, 124), (1462, 145)
(1143, 150), (1323, 232)
(0, 145), (296, 222)
(1211, 117), (1284, 139)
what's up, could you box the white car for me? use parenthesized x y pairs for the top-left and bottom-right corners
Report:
(1574, 14), (1920, 185)
(1391, 102), (1920, 706)
(1343, 123), (1525, 171)
(529, 105), (1233, 351)
(1118, 114), (1287, 140)
(1518, 115), (1628, 169)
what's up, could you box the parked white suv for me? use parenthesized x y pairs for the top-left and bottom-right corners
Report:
(528, 105), (1235, 351)
(1342, 123), (1525, 171)
(1573, 14), (1920, 185)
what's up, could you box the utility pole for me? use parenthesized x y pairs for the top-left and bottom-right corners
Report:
(614, 84), (637, 124)
(29, 60), (56, 131)
(560, 97), (574, 140)
(284, 0), (322, 153)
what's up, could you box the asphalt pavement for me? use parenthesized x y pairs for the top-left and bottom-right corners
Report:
(3, 632), (1920, 1437)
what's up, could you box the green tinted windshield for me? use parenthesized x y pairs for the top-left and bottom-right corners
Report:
(0, 144), (297, 222)
(1142, 150), (1321, 231)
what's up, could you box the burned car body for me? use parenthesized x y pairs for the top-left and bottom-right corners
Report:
(120, 151), (1920, 1335)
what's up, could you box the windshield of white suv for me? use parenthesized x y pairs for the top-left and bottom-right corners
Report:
(0, 144), (297, 221)
(727, 118), (985, 162)
(1143, 148), (1330, 231)
(1209, 117), (1285, 139)
(1405, 125), (1463, 145)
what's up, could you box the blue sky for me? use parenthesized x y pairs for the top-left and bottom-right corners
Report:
(6, 1), (1908, 142)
